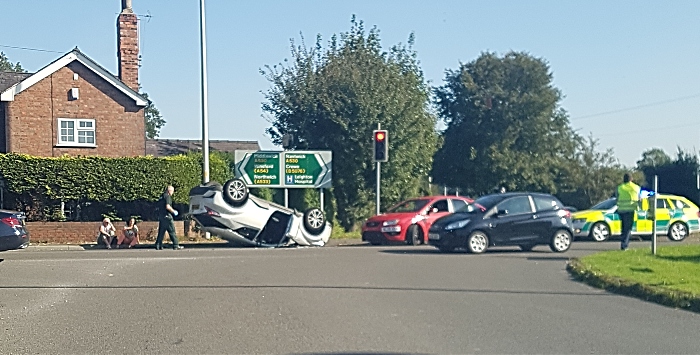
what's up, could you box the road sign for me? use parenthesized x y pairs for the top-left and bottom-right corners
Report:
(235, 150), (332, 188)
(239, 152), (281, 186)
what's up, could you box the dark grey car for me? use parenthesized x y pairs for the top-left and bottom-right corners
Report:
(428, 192), (573, 253)
(0, 210), (30, 252)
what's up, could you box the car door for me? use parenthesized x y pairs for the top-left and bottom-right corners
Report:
(532, 194), (563, 240)
(653, 197), (672, 234)
(634, 198), (651, 234)
(424, 199), (451, 226)
(489, 196), (536, 244)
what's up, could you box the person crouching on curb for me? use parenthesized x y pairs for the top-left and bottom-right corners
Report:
(116, 218), (140, 249)
(99, 218), (116, 249)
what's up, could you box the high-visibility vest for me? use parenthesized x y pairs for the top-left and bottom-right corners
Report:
(617, 182), (640, 212)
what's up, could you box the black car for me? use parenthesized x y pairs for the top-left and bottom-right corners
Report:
(0, 209), (30, 252)
(428, 192), (573, 253)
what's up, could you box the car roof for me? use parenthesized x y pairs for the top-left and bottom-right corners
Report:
(407, 195), (472, 201)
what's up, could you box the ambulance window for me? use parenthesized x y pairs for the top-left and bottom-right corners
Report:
(656, 199), (667, 209)
(674, 199), (690, 209)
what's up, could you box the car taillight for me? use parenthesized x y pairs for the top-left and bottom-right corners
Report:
(1, 216), (21, 228)
(557, 210), (571, 218)
(205, 206), (220, 217)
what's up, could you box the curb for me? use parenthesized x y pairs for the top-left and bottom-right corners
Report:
(25, 245), (86, 251)
(566, 257), (700, 313)
(23, 238), (366, 251)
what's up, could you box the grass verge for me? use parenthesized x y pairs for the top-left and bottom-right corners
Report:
(567, 244), (700, 313)
(330, 228), (361, 239)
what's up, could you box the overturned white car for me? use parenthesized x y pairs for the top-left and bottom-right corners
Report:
(188, 178), (331, 247)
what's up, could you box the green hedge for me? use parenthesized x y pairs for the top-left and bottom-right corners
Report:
(0, 152), (233, 221)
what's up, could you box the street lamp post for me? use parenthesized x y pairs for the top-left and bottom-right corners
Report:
(200, 0), (210, 184)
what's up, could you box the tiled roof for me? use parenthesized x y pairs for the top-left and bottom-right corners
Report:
(1, 49), (147, 106)
(0, 71), (32, 92)
(145, 139), (261, 157)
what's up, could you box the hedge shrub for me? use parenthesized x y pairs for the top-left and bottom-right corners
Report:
(0, 152), (232, 221)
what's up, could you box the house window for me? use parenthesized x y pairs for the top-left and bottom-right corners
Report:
(58, 118), (96, 147)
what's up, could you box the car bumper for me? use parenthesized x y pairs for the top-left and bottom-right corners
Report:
(426, 230), (464, 249)
(0, 232), (30, 252)
(361, 229), (407, 244)
(572, 221), (590, 237)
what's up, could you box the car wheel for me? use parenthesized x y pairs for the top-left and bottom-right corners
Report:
(406, 224), (422, 245)
(303, 208), (326, 235)
(519, 244), (536, 252)
(589, 222), (610, 242)
(549, 229), (572, 253)
(668, 222), (688, 242)
(466, 231), (489, 254)
(223, 178), (248, 206)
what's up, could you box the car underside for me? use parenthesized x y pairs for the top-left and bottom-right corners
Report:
(188, 180), (331, 247)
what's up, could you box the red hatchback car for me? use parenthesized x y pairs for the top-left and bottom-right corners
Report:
(362, 196), (474, 245)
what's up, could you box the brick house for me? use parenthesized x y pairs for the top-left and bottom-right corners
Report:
(0, 2), (147, 157)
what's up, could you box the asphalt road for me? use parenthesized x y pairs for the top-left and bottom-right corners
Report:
(1, 239), (699, 354)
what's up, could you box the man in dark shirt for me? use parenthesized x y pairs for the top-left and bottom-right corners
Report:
(155, 185), (183, 250)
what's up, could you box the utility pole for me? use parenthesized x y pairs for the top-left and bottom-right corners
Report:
(200, 0), (210, 184)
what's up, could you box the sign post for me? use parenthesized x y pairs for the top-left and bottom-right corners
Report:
(652, 175), (658, 255)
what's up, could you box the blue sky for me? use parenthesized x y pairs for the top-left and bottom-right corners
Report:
(1, 0), (699, 167)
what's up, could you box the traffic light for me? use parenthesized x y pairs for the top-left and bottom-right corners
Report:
(373, 130), (388, 162)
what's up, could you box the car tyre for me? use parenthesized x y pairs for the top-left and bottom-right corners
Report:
(223, 178), (249, 206)
(466, 231), (489, 254)
(406, 224), (422, 245)
(303, 208), (326, 235)
(589, 222), (610, 242)
(549, 229), (572, 253)
(667, 222), (688, 242)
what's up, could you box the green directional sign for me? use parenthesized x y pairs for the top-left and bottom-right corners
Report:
(283, 153), (323, 187)
(241, 152), (280, 186)
(235, 150), (332, 188)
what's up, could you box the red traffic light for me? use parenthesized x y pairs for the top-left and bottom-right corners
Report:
(373, 130), (388, 162)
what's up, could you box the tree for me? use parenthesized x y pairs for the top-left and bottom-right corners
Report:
(641, 148), (699, 205)
(557, 134), (626, 208)
(432, 52), (579, 196)
(0, 52), (25, 72)
(636, 147), (671, 178)
(140, 91), (165, 139)
(262, 17), (438, 230)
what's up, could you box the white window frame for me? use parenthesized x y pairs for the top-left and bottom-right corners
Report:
(57, 118), (96, 147)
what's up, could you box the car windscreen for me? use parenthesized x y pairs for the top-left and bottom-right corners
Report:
(456, 194), (502, 213)
(387, 199), (430, 213)
(590, 199), (616, 210)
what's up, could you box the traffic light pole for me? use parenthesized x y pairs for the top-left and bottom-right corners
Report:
(376, 161), (381, 215)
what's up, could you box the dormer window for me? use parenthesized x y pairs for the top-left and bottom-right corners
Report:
(57, 118), (96, 147)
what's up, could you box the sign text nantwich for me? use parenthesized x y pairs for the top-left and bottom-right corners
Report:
(234, 151), (332, 189)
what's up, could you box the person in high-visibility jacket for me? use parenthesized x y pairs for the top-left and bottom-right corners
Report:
(615, 173), (641, 250)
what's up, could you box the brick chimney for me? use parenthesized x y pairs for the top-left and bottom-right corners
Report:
(117, 0), (139, 91)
